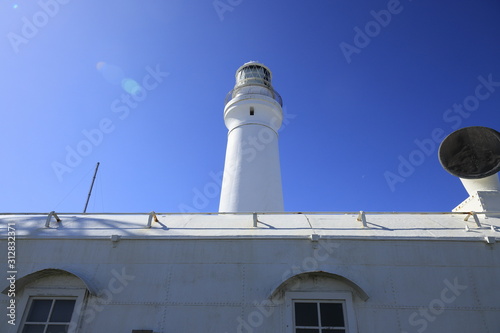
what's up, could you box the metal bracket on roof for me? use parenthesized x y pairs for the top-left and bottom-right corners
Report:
(464, 211), (482, 228)
(357, 211), (368, 228)
(146, 211), (159, 228)
(253, 213), (258, 227)
(310, 234), (320, 242)
(310, 233), (320, 249)
(484, 236), (496, 244)
(45, 211), (61, 228)
(110, 234), (121, 248)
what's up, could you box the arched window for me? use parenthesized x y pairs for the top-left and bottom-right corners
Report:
(3, 269), (94, 333)
(269, 271), (367, 333)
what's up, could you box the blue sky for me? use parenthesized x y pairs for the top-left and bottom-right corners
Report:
(1, 0), (499, 213)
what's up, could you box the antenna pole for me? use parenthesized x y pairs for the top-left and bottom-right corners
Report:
(83, 162), (100, 213)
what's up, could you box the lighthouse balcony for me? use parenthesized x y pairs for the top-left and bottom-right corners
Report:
(224, 86), (283, 107)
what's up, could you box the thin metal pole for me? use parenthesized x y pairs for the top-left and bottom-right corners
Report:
(83, 162), (100, 213)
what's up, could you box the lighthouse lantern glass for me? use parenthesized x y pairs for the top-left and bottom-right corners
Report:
(236, 65), (271, 87)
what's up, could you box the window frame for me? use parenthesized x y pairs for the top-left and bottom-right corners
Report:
(285, 292), (357, 333)
(18, 287), (87, 333)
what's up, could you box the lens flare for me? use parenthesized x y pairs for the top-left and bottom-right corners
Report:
(96, 61), (106, 71)
(121, 78), (143, 96)
(97, 63), (125, 86)
(97, 61), (143, 95)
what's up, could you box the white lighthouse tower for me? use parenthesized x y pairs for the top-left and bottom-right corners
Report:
(219, 62), (284, 212)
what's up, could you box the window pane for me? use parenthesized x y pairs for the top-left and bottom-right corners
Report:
(47, 325), (69, 333)
(323, 330), (345, 333)
(320, 303), (345, 327)
(27, 299), (53, 322)
(22, 324), (46, 333)
(49, 300), (76, 322)
(295, 302), (318, 326)
(296, 329), (319, 333)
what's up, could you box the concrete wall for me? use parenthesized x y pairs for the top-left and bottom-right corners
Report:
(1, 236), (499, 332)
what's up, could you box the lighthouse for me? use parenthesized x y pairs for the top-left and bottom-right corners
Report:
(219, 62), (284, 212)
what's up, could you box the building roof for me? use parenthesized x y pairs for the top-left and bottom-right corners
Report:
(2, 212), (499, 242)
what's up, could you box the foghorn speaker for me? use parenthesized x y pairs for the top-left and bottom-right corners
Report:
(439, 126), (500, 179)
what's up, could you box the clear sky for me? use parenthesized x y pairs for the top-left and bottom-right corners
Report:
(1, 0), (499, 213)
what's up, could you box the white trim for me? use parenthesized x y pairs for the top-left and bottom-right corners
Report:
(16, 287), (87, 333)
(285, 291), (357, 333)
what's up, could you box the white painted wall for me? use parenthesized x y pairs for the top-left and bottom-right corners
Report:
(219, 92), (284, 212)
(2, 230), (499, 333)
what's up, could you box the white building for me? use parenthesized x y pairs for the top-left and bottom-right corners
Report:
(2, 64), (500, 333)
